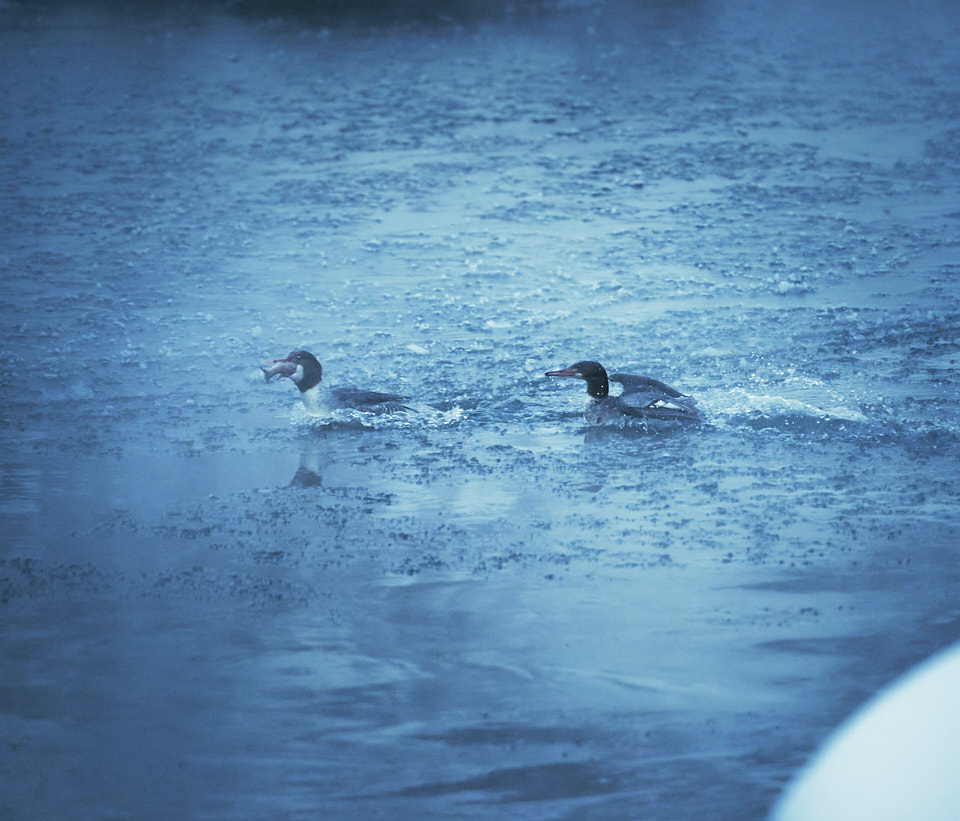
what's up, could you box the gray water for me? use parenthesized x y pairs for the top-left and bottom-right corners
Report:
(2, 0), (959, 818)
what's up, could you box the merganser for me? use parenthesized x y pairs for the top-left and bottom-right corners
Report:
(262, 350), (409, 415)
(545, 360), (699, 424)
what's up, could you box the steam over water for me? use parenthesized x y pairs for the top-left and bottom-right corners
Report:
(2, 0), (959, 818)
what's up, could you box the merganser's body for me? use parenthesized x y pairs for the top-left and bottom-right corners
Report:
(545, 360), (698, 424)
(262, 350), (409, 416)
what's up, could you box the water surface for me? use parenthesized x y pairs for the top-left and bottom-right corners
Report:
(2, 0), (960, 818)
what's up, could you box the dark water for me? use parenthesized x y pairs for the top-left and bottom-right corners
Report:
(2, 0), (960, 818)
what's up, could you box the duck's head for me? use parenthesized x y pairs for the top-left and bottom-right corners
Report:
(261, 350), (323, 392)
(545, 360), (609, 398)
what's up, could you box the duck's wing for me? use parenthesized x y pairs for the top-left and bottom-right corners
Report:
(610, 372), (687, 398)
(331, 387), (411, 414)
(614, 390), (700, 421)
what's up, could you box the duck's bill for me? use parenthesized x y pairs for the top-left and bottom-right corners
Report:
(545, 366), (579, 378)
(261, 358), (297, 382)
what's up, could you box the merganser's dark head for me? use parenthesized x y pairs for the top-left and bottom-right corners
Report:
(261, 350), (323, 392)
(545, 360), (609, 398)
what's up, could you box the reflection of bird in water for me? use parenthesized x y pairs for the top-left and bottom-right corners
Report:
(262, 350), (410, 416)
(545, 360), (699, 425)
(287, 451), (323, 488)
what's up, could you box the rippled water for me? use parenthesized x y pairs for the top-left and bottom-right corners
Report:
(2, 0), (960, 818)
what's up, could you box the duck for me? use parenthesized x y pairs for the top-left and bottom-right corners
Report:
(261, 350), (409, 415)
(545, 360), (698, 424)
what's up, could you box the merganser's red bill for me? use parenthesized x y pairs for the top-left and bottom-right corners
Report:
(544, 366), (580, 378)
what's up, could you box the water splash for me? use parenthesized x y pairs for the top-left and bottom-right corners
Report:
(701, 385), (868, 425)
(288, 402), (466, 430)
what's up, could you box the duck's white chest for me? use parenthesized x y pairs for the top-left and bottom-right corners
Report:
(583, 396), (612, 426)
(299, 385), (329, 417)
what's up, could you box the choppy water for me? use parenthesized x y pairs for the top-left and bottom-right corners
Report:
(2, 0), (960, 818)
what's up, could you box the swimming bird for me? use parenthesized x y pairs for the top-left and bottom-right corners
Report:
(261, 350), (409, 415)
(545, 360), (699, 424)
